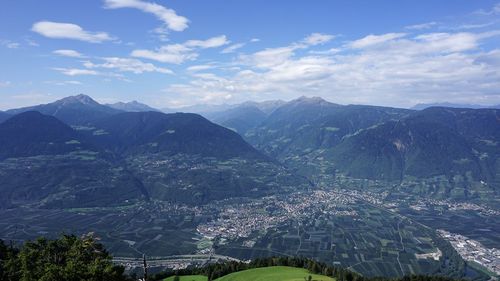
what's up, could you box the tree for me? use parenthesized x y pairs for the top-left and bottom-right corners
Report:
(0, 239), (21, 280)
(1, 234), (131, 281)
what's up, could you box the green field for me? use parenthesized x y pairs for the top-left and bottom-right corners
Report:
(164, 266), (334, 281)
(215, 266), (334, 281)
(164, 275), (207, 281)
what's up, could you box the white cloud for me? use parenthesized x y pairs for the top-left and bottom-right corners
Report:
(1, 40), (20, 49)
(53, 68), (99, 76)
(303, 33), (335, 45)
(185, 35), (229, 48)
(240, 46), (297, 68)
(475, 3), (500, 15)
(151, 26), (169, 41)
(132, 35), (228, 64)
(104, 0), (188, 32)
(83, 57), (173, 74)
(32, 21), (114, 43)
(163, 31), (500, 108)
(309, 48), (341, 55)
(186, 64), (215, 72)
(350, 33), (407, 48)
(250, 38), (260, 43)
(454, 22), (495, 30)
(53, 49), (84, 58)
(222, 43), (245, 54)
(414, 32), (478, 53)
(405, 22), (438, 30)
(132, 44), (197, 64)
(44, 80), (82, 86)
(6, 42), (20, 49)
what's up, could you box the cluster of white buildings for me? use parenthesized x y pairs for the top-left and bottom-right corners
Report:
(438, 229), (500, 275)
(196, 190), (359, 242)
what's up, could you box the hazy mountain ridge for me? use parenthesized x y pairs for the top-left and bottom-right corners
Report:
(6, 94), (123, 125)
(162, 100), (285, 135)
(106, 100), (160, 112)
(412, 102), (500, 110)
(245, 97), (412, 158)
(207, 105), (268, 135)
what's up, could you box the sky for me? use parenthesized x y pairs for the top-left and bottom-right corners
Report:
(1, 0), (500, 110)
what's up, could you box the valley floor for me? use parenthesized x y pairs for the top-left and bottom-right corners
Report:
(1, 184), (498, 279)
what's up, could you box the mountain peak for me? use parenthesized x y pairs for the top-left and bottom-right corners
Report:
(107, 100), (158, 112)
(293, 96), (329, 104)
(58, 94), (100, 106)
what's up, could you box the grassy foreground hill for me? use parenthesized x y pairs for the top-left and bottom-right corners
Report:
(215, 266), (335, 281)
(164, 266), (334, 281)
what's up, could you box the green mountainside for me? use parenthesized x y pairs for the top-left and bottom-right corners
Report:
(0, 111), (147, 208)
(330, 108), (500, 183)
(0, 107), (307, 207)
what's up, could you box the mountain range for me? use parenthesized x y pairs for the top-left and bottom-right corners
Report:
(0, 95), (306, 208)
(5, 94), (122, 125)
(411, 102), (500, 110)
(1, 94), (499, 207)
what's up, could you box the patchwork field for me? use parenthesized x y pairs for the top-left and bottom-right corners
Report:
(216, 201), (452, 277)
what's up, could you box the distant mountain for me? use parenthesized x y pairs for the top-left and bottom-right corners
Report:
(411, 102), (500, 110)
(6, 94), (122, 125)
(330, 107), (500, 183)
(0, 111), (11, 123)
(106, 100), (159, 112)
(207, 104), (268, 135)
(187, 100), (285, 135)
(162, 103), (235, 114)
(162, 100), (285, 116)
(259, 96), (342, 125)
(245, 96), (412, 159)
(0, 111), (147, 208)
(238, 100), (286, 115)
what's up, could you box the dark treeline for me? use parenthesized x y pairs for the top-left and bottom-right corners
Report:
(151, 256), (466, 281)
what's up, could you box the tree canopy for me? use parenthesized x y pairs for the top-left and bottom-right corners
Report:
(0, 234), (131, 281)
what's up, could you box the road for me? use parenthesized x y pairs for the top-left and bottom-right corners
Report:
(113, 254), (242, 269)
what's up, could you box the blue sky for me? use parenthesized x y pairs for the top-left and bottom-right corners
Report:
(1, 0), (500, 109)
